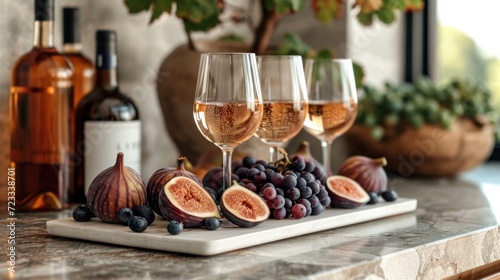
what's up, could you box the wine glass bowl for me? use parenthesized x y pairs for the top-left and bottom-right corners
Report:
(254, 55), (308, 162)
(303, 58), (358, 175)
(193, 53), (263, 192)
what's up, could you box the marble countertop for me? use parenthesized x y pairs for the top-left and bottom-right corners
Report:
(1, 163), (499, 280)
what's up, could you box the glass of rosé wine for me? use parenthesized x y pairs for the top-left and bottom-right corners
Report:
(303, 58), (358, 175)
(255, 55), (308, 162)
(193, 53), (263, 192)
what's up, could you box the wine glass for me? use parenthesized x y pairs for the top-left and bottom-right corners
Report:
(303, 58), (358, 175)
(193, 53), (263, 192)
(255, 55), (308, 162)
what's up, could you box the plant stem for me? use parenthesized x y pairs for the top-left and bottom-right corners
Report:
(252, 0), (282, 54)
(183, 19), (196, 51)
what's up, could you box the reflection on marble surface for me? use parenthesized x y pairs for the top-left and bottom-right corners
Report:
(0, 173), (499, 279)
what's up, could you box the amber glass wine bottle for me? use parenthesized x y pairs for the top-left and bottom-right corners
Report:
(74, 30), (141, 200)
(62, 7), (95, 109)
(10, 0), (73, 211)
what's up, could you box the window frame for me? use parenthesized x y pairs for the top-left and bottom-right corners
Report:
(404, 0), (499, 161)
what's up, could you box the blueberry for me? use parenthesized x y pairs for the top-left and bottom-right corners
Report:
(381, 190), (398, 202)
(167, 221), (184, 235)
(128, 216), (148, 232)
(133, 205), (155, 225)
(72, 205), (93, 222)
(117, 208), (134, 225)
(367, 192), (379, 205)
(204, 217), (221, 231)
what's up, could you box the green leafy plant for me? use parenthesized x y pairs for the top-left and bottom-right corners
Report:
(356, 77), (498, 140)
(123, 0), (423, 54)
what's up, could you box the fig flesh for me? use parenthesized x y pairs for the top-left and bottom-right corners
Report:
(326, 176), (369, 209)
(220, 181), (270, 227)
(338, 156), (388, 194)
(158, 177), (220, 228)
(147, 157), (202, 215)
(87, 152), (147, 223)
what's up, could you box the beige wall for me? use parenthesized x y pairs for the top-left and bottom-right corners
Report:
(0, 0), (404, 204)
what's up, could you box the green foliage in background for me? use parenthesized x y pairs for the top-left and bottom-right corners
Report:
(124, 0), (220, 31)
(356, 78), (498, 140)
(124, 0), (423, 32)
(270, 33), (365, 88)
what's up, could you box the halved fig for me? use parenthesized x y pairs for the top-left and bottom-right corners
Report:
(326, 176), (370, 209)
(220, 182), (270, 227)
(147, 157), (202, 216)
(158, 177), (220, 228)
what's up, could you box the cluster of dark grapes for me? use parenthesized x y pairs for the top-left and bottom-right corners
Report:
(203, 155), (329, 220)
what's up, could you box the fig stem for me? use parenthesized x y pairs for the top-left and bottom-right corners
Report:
(114, 152), (125, 170)
(177, 157), (187, 171)
(374, 157), (387, 167)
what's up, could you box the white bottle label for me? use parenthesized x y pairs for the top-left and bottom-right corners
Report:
(84, 120), (141, 195)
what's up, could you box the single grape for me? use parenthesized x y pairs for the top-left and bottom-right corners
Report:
(308, 195), (320, 208)
(273, 207), (286, 220)
(291, 204), (307, 219)
(254, 171), (267, 183)
(286, 187), (300, 200)
(382, 190), (398, 202)
(317, 188), (328, 200)
(296, 178), (307, 188)
(117, 207), (134, 225)
(299, 186), (312, 199)
(297, 198), (311, 210)
(270, 195), (285, 209)
(307, 181), (320, 195)
(320, 196), (331, 207)
(292, 157), (306, 171)
(284, 170), (298, 178)
(247, 168), (260, 179)
(236, 167), (249, 178)
(263, 186), (277, 200)
(284, 208), (292, 219)
(73, 205), (93, 222)
(271, 173), (284, 186)
(367, 192), (379, 204)
(245, 183), (257, 193)
(243, 156), (257, 168)
(283, 175), (297, 189)
(311, 204), (325, 216)
(305, 207), (312, 217)
(284, 198), (293, 209)
(128, 216), (148, 233)
(304, 161), (315, 173)
(204, 217), (221, 230)
(253, 164), (266, 172)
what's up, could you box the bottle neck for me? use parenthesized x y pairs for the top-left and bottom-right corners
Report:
(62, 43), (83, 54)
(96, 69), (118, 90)
(33, 21), (54, 48)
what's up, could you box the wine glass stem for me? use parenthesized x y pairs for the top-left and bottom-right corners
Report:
(269, 145), (280, 163)
(321, 140), (332, 176)
(221, 148), (234, 192)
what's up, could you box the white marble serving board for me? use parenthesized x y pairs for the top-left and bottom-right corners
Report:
(47, 198), (417, 256)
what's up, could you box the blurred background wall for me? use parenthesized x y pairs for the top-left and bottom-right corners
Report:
(0, 0), (403, 204)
